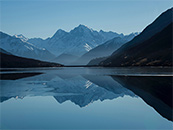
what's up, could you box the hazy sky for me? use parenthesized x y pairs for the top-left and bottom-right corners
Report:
(1, 0), (172, 39)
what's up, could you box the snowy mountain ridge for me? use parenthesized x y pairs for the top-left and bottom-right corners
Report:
(27, 24), (138, 57)
(0, 32), (55, 61)
(1, 24), (138, 64)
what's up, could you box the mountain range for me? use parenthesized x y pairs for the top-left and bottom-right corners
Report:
(27, 24), (132, 56)
(0, 25), (138, 65)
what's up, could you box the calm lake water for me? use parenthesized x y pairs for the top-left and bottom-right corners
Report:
(0, 67), (173, 130)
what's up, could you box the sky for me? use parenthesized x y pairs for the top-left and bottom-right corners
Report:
(0, 0), (172, 39)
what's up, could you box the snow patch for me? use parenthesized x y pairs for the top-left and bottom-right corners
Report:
(84, 43), (92, 51)
(14, 34), (28, 42)
(24, 45), (34, 51)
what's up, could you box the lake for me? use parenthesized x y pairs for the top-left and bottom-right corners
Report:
(0, 67), (173, 130)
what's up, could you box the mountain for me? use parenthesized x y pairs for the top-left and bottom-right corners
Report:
(74, 33), (137, 65)
(100, 8), (173, 67)
(0, 51), (62, 68)
(52, 53), (79, 65)
(28, 24), (134, 57)
(0, 32), (56, 61)
(11, 25), (138, 65)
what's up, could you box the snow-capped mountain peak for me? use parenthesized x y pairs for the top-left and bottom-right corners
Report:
(27, 24), (138, 58)
(14, 34), (28, 42)
(70, 24), (94, 34)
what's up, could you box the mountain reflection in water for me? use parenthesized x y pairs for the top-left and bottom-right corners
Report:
(0, 67), (172, 123)
(111, 76), (173, 121)
(0, 72), (135, 107)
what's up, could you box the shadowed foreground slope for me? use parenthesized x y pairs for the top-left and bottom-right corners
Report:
(0, 52), (63, 68)
(100, 8), (173, 67)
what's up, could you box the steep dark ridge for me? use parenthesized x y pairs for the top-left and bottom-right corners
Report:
(100, 8), (173, 67)
(117, 8), (172, 51)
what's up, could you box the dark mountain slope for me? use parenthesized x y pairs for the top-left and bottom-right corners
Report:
(0, 52), (63, 68)
(100, 8), (173, 67)
(119, 8), (172, 51)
